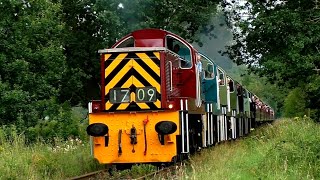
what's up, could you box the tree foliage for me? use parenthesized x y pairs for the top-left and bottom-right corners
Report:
(283, 88), (307, 118)
(0, 0), (66, 125)
(112, 0), (219, 43)
(224, 0), (320, 116)
(57, 0), (126, 105)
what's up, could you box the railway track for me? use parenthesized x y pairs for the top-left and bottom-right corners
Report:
(134, 164), (182, 180)
(68, 162), (186, 180)
(68, 169), (110, 180)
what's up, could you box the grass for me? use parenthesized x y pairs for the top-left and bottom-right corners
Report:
(0, 126), (157, 179)
(179, 117), (320, 179)
(0, 131), (103, 180)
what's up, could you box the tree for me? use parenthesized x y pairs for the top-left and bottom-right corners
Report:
(284, 88), (307, 118)
(0, 0), (67, 126)
(57, 0), (124, 105)
(109, 0), (220, 43)
(224, 0), (320, 114)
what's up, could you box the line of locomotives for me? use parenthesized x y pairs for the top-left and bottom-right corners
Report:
(86, 28), (274, 167)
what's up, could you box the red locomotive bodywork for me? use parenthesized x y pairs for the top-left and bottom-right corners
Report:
(107, 29), (199, 112)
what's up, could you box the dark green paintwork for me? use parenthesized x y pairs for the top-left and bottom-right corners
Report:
(218, 67), (227, 106)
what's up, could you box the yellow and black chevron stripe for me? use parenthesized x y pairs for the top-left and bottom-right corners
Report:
(104, 51), (161, 111)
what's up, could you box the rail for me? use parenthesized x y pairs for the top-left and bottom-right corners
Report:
(68, 162), (186, 180)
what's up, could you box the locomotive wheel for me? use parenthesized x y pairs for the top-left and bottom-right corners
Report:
(171, 154), (184, 164)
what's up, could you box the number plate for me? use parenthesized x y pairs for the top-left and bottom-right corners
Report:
(109, 88), (130, 103)
(136, 87), (157, 102)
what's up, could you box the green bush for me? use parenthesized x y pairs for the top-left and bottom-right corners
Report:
(18, 100), (87, 143)
(284, 88), (307, 118)
(0, 130), (103, 179)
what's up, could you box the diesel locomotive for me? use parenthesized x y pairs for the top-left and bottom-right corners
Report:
(86, 29), (274, 166)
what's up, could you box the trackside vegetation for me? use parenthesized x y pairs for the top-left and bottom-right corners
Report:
(1, 117), (319, 179)
(0, 129), (104, 179)
(181, 117), (320, 179)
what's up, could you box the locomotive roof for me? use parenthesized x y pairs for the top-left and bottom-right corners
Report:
(112, 28), (194, 49)
(98, 47), (167, 53)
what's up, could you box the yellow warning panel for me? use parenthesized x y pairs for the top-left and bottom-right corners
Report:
(103, 51), (161, 111)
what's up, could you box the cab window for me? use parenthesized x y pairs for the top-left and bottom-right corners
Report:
(227, 77), (234, 92)
(218, 68), (225, 85)
(166, 36), (192, 68)
(200, 55), (214, 79)
(237, 84), (242, 96)
(115, 36), (134, 48)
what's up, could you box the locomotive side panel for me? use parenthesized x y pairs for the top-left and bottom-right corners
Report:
(165, 52), (181, 98)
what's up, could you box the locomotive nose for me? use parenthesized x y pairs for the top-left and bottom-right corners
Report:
(155, 121), (177, 135)
(86, 123), (109, 137)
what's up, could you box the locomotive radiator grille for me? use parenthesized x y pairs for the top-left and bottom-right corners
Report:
(104, 51), (161, 111)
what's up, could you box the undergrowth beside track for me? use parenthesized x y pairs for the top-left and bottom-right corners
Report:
(0, 132), (104, 179)
(1, 117), (319, 179)
(182, 117), (320, 179)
